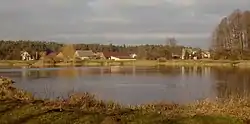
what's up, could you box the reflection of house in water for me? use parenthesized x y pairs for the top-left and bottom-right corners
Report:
(110, 66), (121, 73)
(74, 50), (95, 60)
(132, 66), (136, 76)
(108, 66), (136, 76)
(193, 66), (198, 75)
(180, 66), (207, 77)
(100, 67), (104, 76)
(203, 67), (211, 76)
(38, 70), (53, 78)
(21, 66), (30, 78)
(181, 66), (185, 76)
(56, 67), (105, 77)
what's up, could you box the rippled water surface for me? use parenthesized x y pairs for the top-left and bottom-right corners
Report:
(1, 66), (249, 105)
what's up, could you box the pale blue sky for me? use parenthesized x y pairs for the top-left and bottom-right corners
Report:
(0, 0), (249, 48)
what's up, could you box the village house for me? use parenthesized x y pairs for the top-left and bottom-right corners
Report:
(38, 49), (64, 62)
(74, 50), (95, 60)
(56, 52), (64, 58)
(130, 53), (137, 59)
(172, 53), (181, 59)
(94, 52), (105, 59)
(47, 52), (64, 62)
(20, 51), (32, 61)
(192, 51), (198, 60)
(103, 52), (136, 61)
(181, 48), (201, 60)
(201, 51), (211, 59)
(171, 49), (182, 59)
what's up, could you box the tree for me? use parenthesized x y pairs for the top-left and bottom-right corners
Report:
(0, 40), (197, 61)
(166, 37), (177, 47)
(211, 9), (250, 59)
(61, 44), (76, 61)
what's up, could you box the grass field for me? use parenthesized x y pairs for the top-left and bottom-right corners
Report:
(0, 77), (249, 124)
(0, 60), (37, 66)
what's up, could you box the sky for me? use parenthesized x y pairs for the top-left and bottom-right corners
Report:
(0, 0), (249, 48)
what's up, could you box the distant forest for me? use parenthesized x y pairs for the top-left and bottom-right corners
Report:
(0, 39), (193, 60)
(211, 9), (250, 60)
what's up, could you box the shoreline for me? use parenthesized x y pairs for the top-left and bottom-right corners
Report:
(0, 59), (249, 68)
(0, 77), (249, 123)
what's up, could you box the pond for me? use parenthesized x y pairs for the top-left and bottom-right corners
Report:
(1, 66), (250, 105)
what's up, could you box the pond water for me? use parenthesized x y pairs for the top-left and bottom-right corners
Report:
(1, 66), (250, 105)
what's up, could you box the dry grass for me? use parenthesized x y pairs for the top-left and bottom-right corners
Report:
(0, 77), (248, 124)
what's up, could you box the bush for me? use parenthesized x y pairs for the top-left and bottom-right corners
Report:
(158, 58), (167, 62)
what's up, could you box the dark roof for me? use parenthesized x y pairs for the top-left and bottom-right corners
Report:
(42, 52), (63, 61)
(45, 49), (54, 55)
(75, 50), (94, 57)
(46, 52), (58, 57)
(103, 52), (131, 58)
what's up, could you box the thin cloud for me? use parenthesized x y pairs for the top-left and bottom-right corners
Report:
(0, 0), (249, 48)
(49, 32), (209, 40)
(84, 17), (131, 24)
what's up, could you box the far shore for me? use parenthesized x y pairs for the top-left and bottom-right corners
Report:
(0, 59), (250, 68)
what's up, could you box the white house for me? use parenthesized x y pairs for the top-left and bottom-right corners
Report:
(20, 51), (32, 61)
(110, 56), (136, 61)
(103, 52), (136, 61)
(110, 56), (120, 61)
(130, 53), (137, 59)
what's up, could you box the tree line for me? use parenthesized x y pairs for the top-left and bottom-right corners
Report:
(211, 9), (250, 60)
(2, 10), (250, 61)
(0, 40), (192, 60)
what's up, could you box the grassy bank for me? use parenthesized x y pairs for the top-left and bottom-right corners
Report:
(0, 60), (158, 67)
(135, 59), (250, 67)
(0, 60), (37, 67)
(159, 60), (239, 67)
(1, 59), (250, 68)
(0, 77), (249, 124)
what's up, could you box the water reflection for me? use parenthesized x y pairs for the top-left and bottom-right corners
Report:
(211, 67), (250, 98)
(0, 66), (249, 105)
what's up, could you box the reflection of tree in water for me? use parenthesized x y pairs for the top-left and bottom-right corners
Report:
(157, 66), (181, 76)
(157, 66), (204, 77)
(25, 70), (52, 79)
(56, 68), (79, 78)
(211, 67), (250, 98)
(107, 66), (137, 76)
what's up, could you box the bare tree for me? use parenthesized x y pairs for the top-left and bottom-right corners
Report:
(61, 44), (76, 61)
(242, 11), (250, 49)
(166, 37), (177, 47)
(211, 9), (250, 59)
